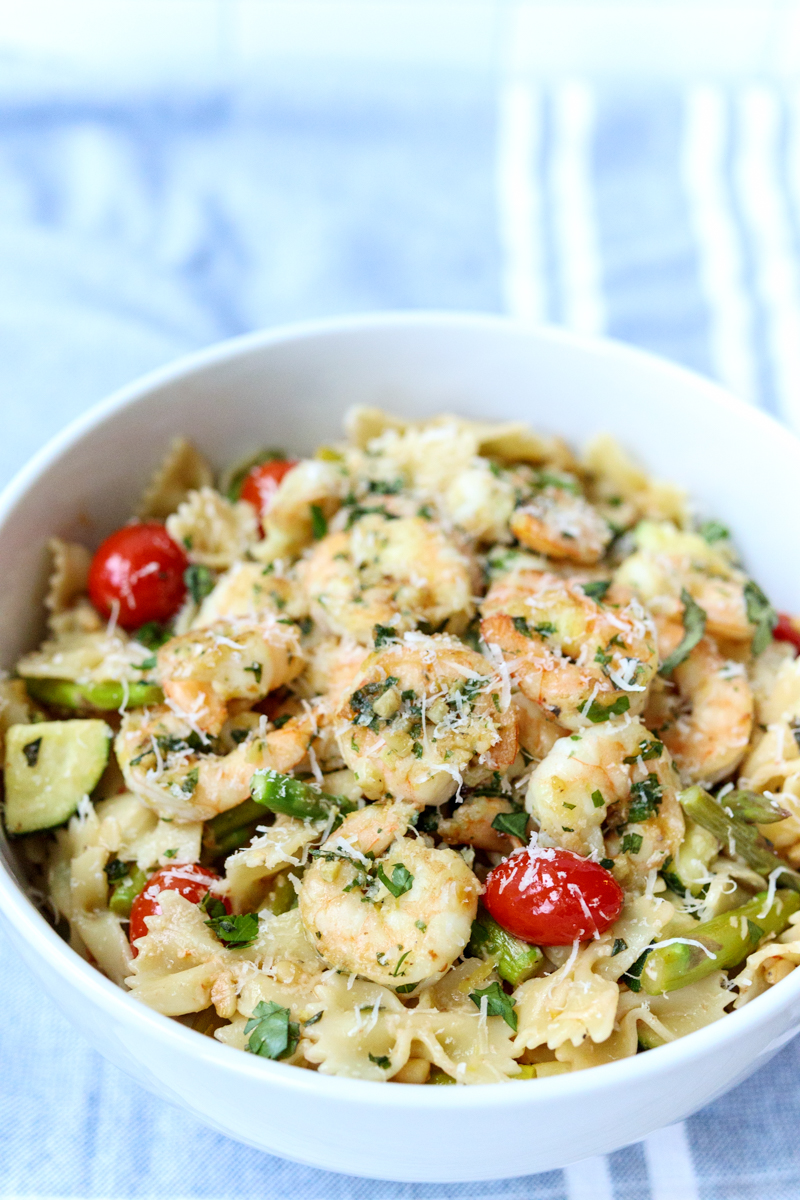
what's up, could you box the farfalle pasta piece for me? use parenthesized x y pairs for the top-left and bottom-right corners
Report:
(251, 460), (346, 564)
(45, 538), (91, 621)
(126, 892), (323, 1017)
(138, 437), (213, 520)
(583, 434), (688, 526)
(301, 973), (519, 1083)
(222, 815), (322, 913)
(512, 940), (619, 1054)
(166, 487), (258, 569)
(16, 605), (151, 686)
(734, 911), (800, 1007)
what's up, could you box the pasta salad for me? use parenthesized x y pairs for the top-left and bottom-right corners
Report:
(5, 406), (800, 1085)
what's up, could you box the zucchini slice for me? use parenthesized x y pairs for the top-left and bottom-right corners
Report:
(24, 678), (163, 711)
(4, 719), (112, 834)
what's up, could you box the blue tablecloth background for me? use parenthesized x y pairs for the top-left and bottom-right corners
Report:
(3, 58), (800, 1198)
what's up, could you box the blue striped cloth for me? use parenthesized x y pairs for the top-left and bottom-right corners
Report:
(2, 63), (800, 1199)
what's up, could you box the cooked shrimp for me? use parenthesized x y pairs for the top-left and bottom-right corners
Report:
(510, 481), (612, 564)
(252, 459), (346, 563)
(192, 561), (303, 626)
(157, 616), (305, 735)
(512, 690), (568, 761)
(481, 570), (658, 730)
(526, 716), (684, 872)
(335, 632), (517, 806)
(614, 520), (753, 642)
(436, 794), (525, 853)
(646, 620), (754, 785)
(115, 704), (315, 821)
(298, 803), (480, 986)
(299, 513), (476, 644)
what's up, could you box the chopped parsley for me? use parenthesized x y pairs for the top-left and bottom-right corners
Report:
(621, 946), (653, 993)
(310, 504), (328, 539)
(377, 863), (414, 898)
(611, 938), (628, 956)
(202, 896), (260, 948)
(184, 563), (215, 605)
(180, 768), (200, 796)
(599, 858), (615, 870)
(491, 810), (529, 839)
(369, 1053), (392, 1069)
(699, 519), (730, 544)
(345, 504), (398, 529)
(744, 579), (778, 655)
(623, 740), (663, 764)
(349, 677), (400, 732)
(245, 1000), (300, 1060)
(591, 790), (605, 809)
(659, 589), (706, 677)
(104, 857), (129, 883)
(534, 621), (556, 636)
(244, 662), (263, 684)
(272, 714), (291, 730)
(581, 580), (611, 602)
(366, 478), (403, 495)
(469, 981), (518, 1031)
(136, 655), (158, 672)
(373, 624), (397, 648)
(133, 621), (172, 650)
(627, 774), (663, 824)
(585, 695), (630, 723)
(622, 832), (644, 856)
(512, 616), (533, 639)
(594, 646), (612, 667)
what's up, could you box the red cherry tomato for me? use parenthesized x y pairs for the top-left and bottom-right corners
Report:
(240, 459), (298, 517)
(129, 864), (228, 949)
(483, 847), (624, 945)
(774, 613), (800, 653)
(88, 522), (188, 629)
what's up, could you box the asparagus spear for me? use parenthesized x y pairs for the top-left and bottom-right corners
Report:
(639, 888), (800, 995)
(722, 789), (789, 825)
(250, 769), (359, 822)
(468, 909), (544, 986)
(203, 798), (267, 857)
(679, 786), (800, 892)
(108, 865), (148, 917)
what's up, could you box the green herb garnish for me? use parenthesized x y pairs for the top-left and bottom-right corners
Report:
(468, 981), (518, 1031)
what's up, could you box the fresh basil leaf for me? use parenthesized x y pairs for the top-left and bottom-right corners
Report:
(611, 938), (627, 956)
(744, 579), (778, 656)
(512, 616), (533, 639)
(245, 1000), (299, 1060)
(373, 624), (397, 647)
(468, 981), (518, 1031)
(491, 810), (529, 839)
(377, 863), (414, 898)
(622, 832), (643, 855)
(205, 909), (260, 948)
(658, 589), (706, 677)
(369, 1053), (391, 1069)
(104, 857), (129, 883)
(621, 946), (653, 993)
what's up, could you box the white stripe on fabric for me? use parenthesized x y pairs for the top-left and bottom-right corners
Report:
(551, 80), (605, 335)
(497, 78), (547, 322)
(681, 84), (757, 403)
(564, 1154), (615, 1200)
(643, 1122), (700, 1200)
(737, 85), (800, 429)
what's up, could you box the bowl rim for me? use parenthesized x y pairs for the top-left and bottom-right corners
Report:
(1, 308), (799, 1109)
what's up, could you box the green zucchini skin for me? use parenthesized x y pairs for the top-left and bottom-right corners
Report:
(4, 719), (112, 834)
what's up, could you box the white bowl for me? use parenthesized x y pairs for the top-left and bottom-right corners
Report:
(1, 313), (799, 1183)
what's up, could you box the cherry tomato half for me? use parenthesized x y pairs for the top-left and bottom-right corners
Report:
(483, 847), (624, 945)
(129, 864), (229, 949)
(88, 522), (188, 629)
(240, 459), (298, 517)
(774, 613), (800, 653)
